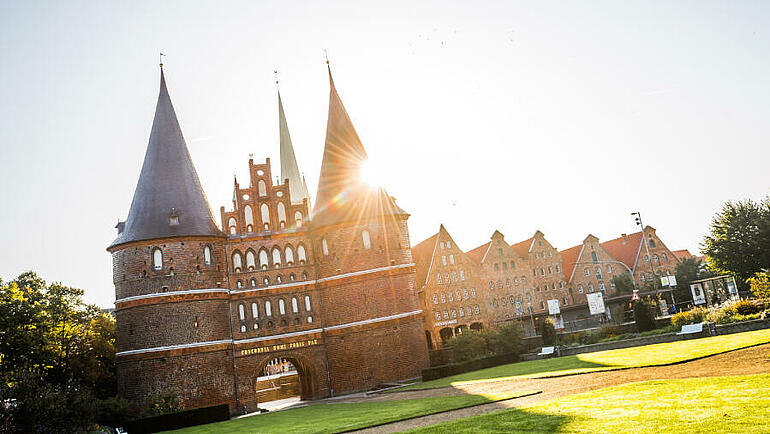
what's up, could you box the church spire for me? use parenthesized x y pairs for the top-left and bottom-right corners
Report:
(109, 66), (223, 248)
(277, 74), (310, 205)
(313, 62), (368, 215)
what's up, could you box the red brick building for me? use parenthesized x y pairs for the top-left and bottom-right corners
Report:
(108, 65), (428, 414)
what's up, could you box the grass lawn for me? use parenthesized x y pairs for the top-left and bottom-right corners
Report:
(403, 328), (770, 390)
(167, 391), (534, 433)
(409, 373), (770, 433)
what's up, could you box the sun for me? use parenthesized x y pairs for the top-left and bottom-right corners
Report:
(359, 159), (383, 188)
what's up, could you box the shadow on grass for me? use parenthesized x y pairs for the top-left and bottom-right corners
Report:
(408, 405), (574, 433)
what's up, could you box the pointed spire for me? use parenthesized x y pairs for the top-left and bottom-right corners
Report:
(313, 63), (368, 215)
(109, 67), (223, 248)
(277, 78), (310, 205)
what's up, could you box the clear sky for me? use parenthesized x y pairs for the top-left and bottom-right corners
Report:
(1, 1), (768, 307)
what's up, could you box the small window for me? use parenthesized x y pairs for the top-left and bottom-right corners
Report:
(460, 270), (465, 281)
(474, 304), (480, 314)
(506, 278), (511, 288)
(322, 238), (329, 256)
(232, 252), (243, 272)
(258, 179), (267, 197)
(644, 255), (650, 263)
(297, 245), (307, 264)
(250, 278), (257, 287)
(244, 205), (254, 227)
(440, 293), (446, 303)
(272, 247), (282, 267)
(662, 253), (668, 262)
(540, 301), (545, 309)
(442, 256), (447, 266)
(228, 217), (237, 234)
(502, 262), (508, 270)
(285, 246), (295, 265)
(649, 239), (656, 248)
(304, 295), (311, 311)
(449, 254), (455, 265)
(584, 268), (590, 276)
(489, 281), (494, 290)
(277, 202), (287, 228)
(555, 265), (560, 273)
(448, 292), (454, 302)
(152, 248), (163, 270)
(265, 301), (273, 316)
(607, 264), (612, 273)
(446, 241), (452, 248)
(510, 261), (515, 269)
(437, 273), (443, 284)
(591, 251), (598, 263)
(588, 283), (594, 293)
(261, 203), (270, 230)
(307, 316), (313, 323)
(294, 211), (303, 227)
(498, 248), (503, 256)
(432, 294), (438, 304)
(494, 263), (499, 271)
(440, 241), (445, 249)
(203, 246), (212, 265)
(548, 266), (553, 274)
(238, 303), (245, 321)
(463, 288), (469, 299)
(435, 311), (441, 320)
(362, 230), (371, 250)
(452, 271), (457, 282)
(470, 288), (476, 298)
(246, 250), (256, 270)
(291, 297), (299, 313)
(595, 267), (602, 279)
(578, 284), (584, 294)
(252, 302), (259, 318)
(497, 280), (503, 289)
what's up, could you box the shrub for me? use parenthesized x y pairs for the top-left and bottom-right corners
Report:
(633, 297), (657, 332)
(96, 396), (136, 427)
(540, 317), (557, 346)
(488, 322), (525, 356)
(733, 300), (762, 315)
(671, 307), (708, 327)
(141, 390), (182, 418)
(446, 332), (488, 363)
(748, 271), (770, 299)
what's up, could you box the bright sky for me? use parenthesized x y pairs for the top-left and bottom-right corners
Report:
(1, 1), (768, 307)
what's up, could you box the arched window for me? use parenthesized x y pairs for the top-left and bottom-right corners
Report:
(250, 278), (257, 287)
(578, 284), (584, 293)
(584, 267), (590, 276)
(460, 270), (465, 280)
(232, 252), (243, 272)
(251, 302), (259, 318)
(294, 211), (303, 227)
(595, 267), (602, 279)
(228, 217), (237, 234)
(261, 204), (270, 230)
(322, 238), (329, 256)
(259, 249), (269, 270)
(291, 297), (299, 313)
(506, 278), (511, 287)
(449, 254), (455, 265)
(244, 205), (254, 228)
(278, 299), (286, 315)
(272, 247), (282, 267)
(263, 276), (270, 286)
(662, 253), (668, 262)
(588, 283), (595, 293)
(277, 202), (287, 228)
(238, 303), (245, 321)
(152, 248), (163, 270)
(301, 271), (308, 280)
(649, 239), (656, 248)
(265, 300), (272, 316)
(297, 245), (307, 264)
(285, 245), (295, 265)
(362, 230), (371, 250)
(304, 295), (311, 311)
(203, 246), (212, 265)
(437, 274), (443, 284)
(245, 250), (256, 270)
(591, 251), (598, 263)
(258, 179), (267, 197)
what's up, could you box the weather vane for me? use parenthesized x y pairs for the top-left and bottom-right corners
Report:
(159, 52), (165, 68)
(324, 49), (329, 65)
(274, 70), (279, 89)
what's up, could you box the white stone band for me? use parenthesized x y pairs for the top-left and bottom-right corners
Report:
(115, 288), (230, 305)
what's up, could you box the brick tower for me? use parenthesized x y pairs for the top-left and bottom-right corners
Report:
(107, 67), (235, 410)
(309, 65), (429, 393)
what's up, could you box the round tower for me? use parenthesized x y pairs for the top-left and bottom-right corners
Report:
(108, 68), (235, 411)
(309, 66), (429, 394)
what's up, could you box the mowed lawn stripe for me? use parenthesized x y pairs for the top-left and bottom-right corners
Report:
(403, 328), (770, 390)
(409, 373), (770, 433)
(167, 391), (534, 434)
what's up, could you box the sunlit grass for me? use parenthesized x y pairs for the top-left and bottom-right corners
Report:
(167, 390), (534, 433)
(410, 373), (770, 433)
(402, 329), (770, 390)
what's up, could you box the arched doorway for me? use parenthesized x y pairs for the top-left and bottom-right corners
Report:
(255, 356), (313, 410)
(454, 325), (467, 335)
(439, 327), (454, 345)
(469, 322), (483, 331)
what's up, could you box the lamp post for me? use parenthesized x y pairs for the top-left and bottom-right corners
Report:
(631, 212), (659, 290)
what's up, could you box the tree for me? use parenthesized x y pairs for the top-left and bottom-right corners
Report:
(487, 322), (524, 355)
(540, 317), (557, 346)
(633, 296), (657, 332)
(701, 197), (770, 288)
(0, 271), (119, 431)
(446, 331), (487, 363)
(747, 271), (770, 299)
(611, 274), (635, 294)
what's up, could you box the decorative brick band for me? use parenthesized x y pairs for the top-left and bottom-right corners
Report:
(325, 309), (423, 331)
(116, 339), (232, 357)
(316, 263), (414, 284)
(114, 288), (231, 310)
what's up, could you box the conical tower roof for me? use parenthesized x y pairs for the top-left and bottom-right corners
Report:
(311, 65), (407, 228)
(278, 90), (310, 204)
(109, 68), (224, 249)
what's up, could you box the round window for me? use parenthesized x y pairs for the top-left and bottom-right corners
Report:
(257, 169), (264, 176)
(242, 194), (250, 200)
(276, 191), (283, 197)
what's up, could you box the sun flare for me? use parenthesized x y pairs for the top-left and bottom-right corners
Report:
(359, 159), (383, 188)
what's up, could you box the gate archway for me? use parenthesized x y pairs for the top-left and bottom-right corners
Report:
(255, 355), (315, 406)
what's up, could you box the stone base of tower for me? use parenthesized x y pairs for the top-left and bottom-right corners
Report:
(117, 349), (236, 414)
(325, 316), (429, 395)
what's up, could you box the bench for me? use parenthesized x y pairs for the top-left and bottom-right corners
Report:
(537, 346), (555, 356)
(676, 323), (703, 335)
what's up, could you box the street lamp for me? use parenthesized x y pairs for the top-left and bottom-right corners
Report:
(631, 211), (659, 291)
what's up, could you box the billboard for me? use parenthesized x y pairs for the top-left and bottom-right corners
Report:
(547, 299), (560, 315)
(690, 283), (706, 305)
(587, 292), (605, 315)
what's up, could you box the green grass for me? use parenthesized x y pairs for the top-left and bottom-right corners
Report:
(167, 391), (533, 433)
(403, 328), (770, 390)
(409, 373), (770, 433)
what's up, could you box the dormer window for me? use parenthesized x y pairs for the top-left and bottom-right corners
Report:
(169, 208), (179, 226)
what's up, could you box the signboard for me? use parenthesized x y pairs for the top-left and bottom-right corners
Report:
(690, 283), (706, 305)
(547, 299), (560, 315)
(587, 292), (605, 315)
(661, 276), (670, 287)
(434, 319), (458, 327)
(727, 280), (737, 297)
(667, 275), (677, 287)
(551, 315), (565, 330)
(631, 290), (640, 302)
(515, 300), (523, 315)
(659, 298), (668, 315)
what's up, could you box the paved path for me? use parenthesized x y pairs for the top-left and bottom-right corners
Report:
(351, 342), (770, 433)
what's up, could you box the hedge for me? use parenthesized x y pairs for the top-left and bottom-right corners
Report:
(122, 404), (230, 433)
(422, 352), (520, 382)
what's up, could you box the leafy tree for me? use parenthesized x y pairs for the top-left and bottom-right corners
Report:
(487, 322), (524, 355)
(446, 331), (488, 363)
(747, 271), (770, 299)
(633, 296), (658, 332)
(701, 197), (770, 288)
(0, 271), (119, 431)
(540, 317), (557, 346)
(611, 274), (635, 294)
(673, 258), (713, 304)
